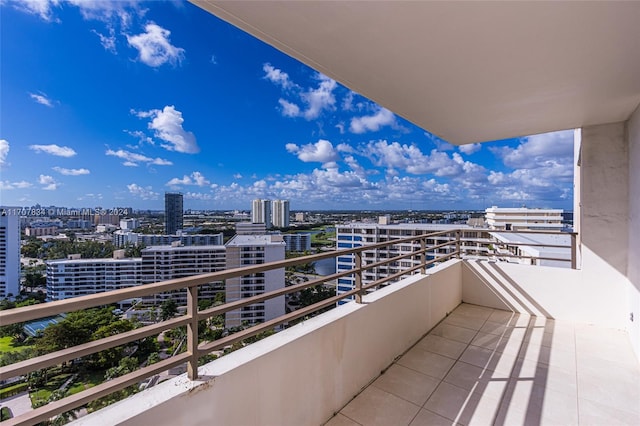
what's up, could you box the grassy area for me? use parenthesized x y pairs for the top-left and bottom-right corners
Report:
(0, 336), (32, 354)
(0, 406), (12, 420)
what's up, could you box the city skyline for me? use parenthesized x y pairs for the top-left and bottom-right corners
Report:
(1, 1), (574, 211)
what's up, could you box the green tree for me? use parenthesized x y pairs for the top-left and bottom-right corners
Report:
(160, 299), (178, 321)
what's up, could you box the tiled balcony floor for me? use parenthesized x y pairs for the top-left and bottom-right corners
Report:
(326, 303), (640, 426)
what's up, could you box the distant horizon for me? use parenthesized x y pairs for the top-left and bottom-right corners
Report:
(1, 1), (574, 211)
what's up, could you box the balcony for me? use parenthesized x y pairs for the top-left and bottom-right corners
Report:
(1, 229), (638, 425)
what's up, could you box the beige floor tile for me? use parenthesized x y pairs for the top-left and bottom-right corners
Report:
(430, 323), (478, 344)
(324, 413), (362, 426)
(443, 361), (508, 401)
(410, 408), (460, 426)
(452, 304), (493, 321)
(372, 364), (440, 406)
(443, 313), (485, 331)
(459, 345), (517, 377)
(479, 320), (510, 336)
(577, 360), (640, 415)
(416, 334), (468, 360)
(510, 357), (578, 395)
(497, 379), (579, 425)
(470, 330), (526, 356)
(424, 381), (502, 426)
(398, 345), (456, 380)
(487, 309), (517, 325)
(578, 397), (640, 426)
(340, 386), (421, 426)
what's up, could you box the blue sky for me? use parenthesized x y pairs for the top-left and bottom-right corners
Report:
(0, 1), (575, 211)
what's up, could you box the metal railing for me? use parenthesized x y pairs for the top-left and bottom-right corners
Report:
(0, 229), (576, 425)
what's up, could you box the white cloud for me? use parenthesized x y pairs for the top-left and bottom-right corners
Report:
(127, 183), (158, 200)
(185, 192), (213, 201)
(133, 106), (199, 153)
(105, 149), (172, 166)
(263, 63), (295, 90)
(490, 130), (574, 170)
(286, 139), (339, 164)
(92, 28), (116, 53)
(233, 173), (243, 179)
(29, 144), (76, 157)
(0, 180), (32, 190)
(278, 99), (301, 117)
(126, 23), (185, 67)
(38, 174), (58, 190)
(166, 171), (211, 188)
(0, 140), (9, 166)
(301, 74), (336, 120)
(349, 107), (397, 134)
(53, 166), (90, 176)
(29, 92), (54, 107)
(11, 0), (61, 22)
(458, 143), (481, 155)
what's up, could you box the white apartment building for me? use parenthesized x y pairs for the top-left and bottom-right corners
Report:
(112, 231), (224, 248)
(251, 199), (272, 228)
(335, 220), (490, 303)
(119, 218), (140, 230)
(46, 245), (226, 306)
(224, 234), (286, 328)
(46, 253), (142, 305)
(272, 199), (290, 228)
(485, 206), (564, 231)
(0, 211), (20, 298)
(141, 244), (226, 305)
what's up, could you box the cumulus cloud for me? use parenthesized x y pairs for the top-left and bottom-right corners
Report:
(105, 149), (172, 166)
(490, 130), (573, 170)
(92, 28), (116, 53)
(286, 139), (339, 165)
(10, 0), (61, 22)
(349, 107), (397, 134)
(126, 23), (185, 67)
(263, 65), (337, 121)
(166, 171), (211, 188)
(458, 143), (481, 155)
(233, 173), (243, 179)
(38, 174), (58, 190)
(263, 63), (295, 90)
(0, 140), (9, 166)
(53, 166), (90, 176)
(29, 92), (54, 107)
(127, 183), (158, 200)
(0, 180), (32, 190)
(29, 144), (76, 157)
(133, 106), (199, 153)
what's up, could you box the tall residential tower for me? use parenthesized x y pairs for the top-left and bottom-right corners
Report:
(165, 192), (184, 235)
(0, 209), (20, 298)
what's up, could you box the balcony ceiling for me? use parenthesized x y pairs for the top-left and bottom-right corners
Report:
(191, 1), (640, 145)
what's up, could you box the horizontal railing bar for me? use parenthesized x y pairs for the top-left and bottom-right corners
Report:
(492, 242), (571, 249)
(197, 288), (360, 355)
(1, 231), (454, 326)
(490, 253), (572, 262)
(0, 316), (190, 380)
(4, 352), (192, 426)
(197, 269), (356, 320)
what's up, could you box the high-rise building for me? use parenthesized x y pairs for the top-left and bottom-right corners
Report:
(484, 206), (564, 231)
(165, 193), (184, 235)
(141, 244), (226, 305)
(0, 209), (20, 298)
(251, 199), (272, 228)
(272, 200), (290, 228)
(224, 234), (286, 328)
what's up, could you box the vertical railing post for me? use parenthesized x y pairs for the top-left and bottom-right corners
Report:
(455, 230), (461, 259)
(420, 237), (426, 274)
(570, 233), (577, 269)
(355, 250), (363, 304)
(186, 285), (199, 380)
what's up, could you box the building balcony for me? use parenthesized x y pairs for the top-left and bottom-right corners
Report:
(68, 259), (636, 426)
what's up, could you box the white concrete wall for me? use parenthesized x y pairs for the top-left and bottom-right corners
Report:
(74, 260), (462, 426)
(579, 122), (633, 334)
(462, 260), (624, 327)
(627, 104), (640, 359)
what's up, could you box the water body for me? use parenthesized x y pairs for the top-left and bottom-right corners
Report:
(313, 257), (336, 275)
